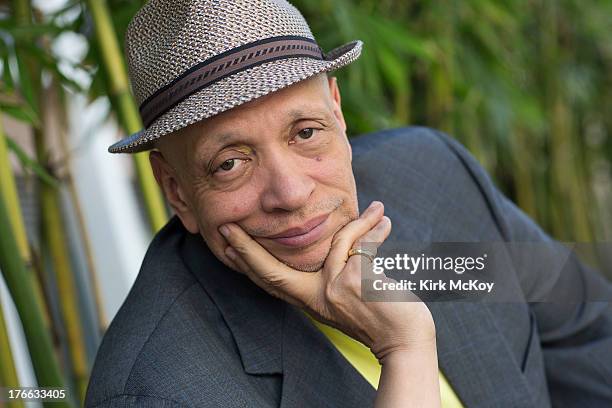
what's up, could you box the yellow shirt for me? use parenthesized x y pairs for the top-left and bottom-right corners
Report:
(307, 315), (464, 407)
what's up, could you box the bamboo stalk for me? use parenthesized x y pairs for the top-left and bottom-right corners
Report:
(0, 117), (25, 408)
(423, 2), (455, 134)
(35, 86), (89, 404)
(510, 127), (538, 219)
(11, 1), (89, 403)
(86, 0), (168, 233)
(550, 100), (592, 241)
(0, 129), (30, 263)
(37, 167), (89, 402)
(0, 118), (52, 327)
(0, 187), (71, 408)
(2, 10), (53, 335)
(540, 1), (593, 242)
(54, 79), (109, 334)
(0, 294), (24, 408)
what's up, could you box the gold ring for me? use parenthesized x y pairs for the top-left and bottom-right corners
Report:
(347, 248), (376, 263)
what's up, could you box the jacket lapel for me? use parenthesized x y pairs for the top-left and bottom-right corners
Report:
(182, 230), (284, 375)
(279, 305), (375, 407)
(430, 302), (538, 407)
(182, 231), (375, 406)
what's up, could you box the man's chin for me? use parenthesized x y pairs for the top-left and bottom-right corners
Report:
(280, 258), (325, 272)
(272, 232), (340, 272)
(272, 245), (329, 272)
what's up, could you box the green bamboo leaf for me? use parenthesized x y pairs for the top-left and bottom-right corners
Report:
(48, 62), (87, 93)
(376, 47), (408, 92)
(1, 47), (14, 91)
(47, 1), (83, 23)
(5, 136), (60, 188)
(354, 12), (434, 60)
(13, 50), (38, 114)
(0, 102), (40, 126)
(0, 22), (63, 38)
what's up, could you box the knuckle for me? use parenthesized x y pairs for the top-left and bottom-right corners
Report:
(232, 243), (249, 255)
(333, 222), (364, 246)
(331, 233), (348, 248)
(353, 236), (365, 246)
(332, 229), (361, 249)
(344, 267), (362, 292)
(261, 272), (284, 288)
(323, 281), (340, 304)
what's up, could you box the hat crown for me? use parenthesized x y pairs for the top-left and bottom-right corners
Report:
(126, 0), (315, 106)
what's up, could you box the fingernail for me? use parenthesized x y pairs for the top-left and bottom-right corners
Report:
(225, 246), (237, 260)
(219, 225), (230, 238)
(369, 201), (382, 211)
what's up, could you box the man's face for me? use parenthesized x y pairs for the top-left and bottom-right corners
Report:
(150, 74), (358, 272)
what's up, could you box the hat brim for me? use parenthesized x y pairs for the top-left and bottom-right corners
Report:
(108, 40), (363, 154)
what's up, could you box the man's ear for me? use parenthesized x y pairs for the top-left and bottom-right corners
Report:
(327, 76), (347, 133)
(149, 150), (200, 234)
(327, 76), (351, 161)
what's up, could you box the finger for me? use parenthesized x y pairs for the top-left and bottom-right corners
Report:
(220, 223), (319, 305)
(324, 201), (385, 274)
(331, 216), (391, 302)
(225, 246), (303, 306)
(357, 215), (392, 247)
(224, 246), (253, 275)
(345, 215), (392, 271)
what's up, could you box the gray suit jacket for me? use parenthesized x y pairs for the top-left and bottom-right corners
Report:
(85, 127), (612, 407)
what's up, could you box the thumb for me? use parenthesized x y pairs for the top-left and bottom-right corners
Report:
(219, 223), (319, 306)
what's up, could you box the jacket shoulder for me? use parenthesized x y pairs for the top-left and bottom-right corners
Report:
(85, 218), (201, 407)
(350, 126), (455, 162)
(350, 126), (480, 196)
(351, 126), (506, 241)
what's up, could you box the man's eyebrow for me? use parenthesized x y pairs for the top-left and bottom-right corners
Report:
(200, 132), (242, 151)
(195, 131), (243, 165)
(285, 107), (330, 122)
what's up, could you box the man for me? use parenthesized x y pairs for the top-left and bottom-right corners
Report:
(85, 0), (612, 407)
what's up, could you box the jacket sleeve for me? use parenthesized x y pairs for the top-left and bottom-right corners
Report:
(434, 129), (612, 407)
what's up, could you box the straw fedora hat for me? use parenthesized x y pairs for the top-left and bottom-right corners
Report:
(108, 0), (363, 153)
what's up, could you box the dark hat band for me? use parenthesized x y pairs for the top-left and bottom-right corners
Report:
(139, 35), (324, 128)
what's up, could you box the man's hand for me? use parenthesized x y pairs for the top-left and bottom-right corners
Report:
(219, 201), (435, 361)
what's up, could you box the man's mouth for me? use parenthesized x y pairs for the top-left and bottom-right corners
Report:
(264, 212), (331, 248)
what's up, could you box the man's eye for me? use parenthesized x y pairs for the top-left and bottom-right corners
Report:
(219, 159), (235, 171)
(215, 158), (247, 173)
(297, 128), (315, 140)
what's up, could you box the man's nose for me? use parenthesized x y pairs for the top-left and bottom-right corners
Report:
(260, 153), (315, 213)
